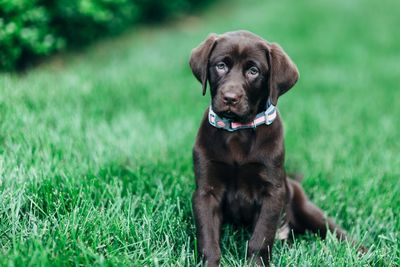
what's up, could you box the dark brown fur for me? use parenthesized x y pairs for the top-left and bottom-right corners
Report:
(189, 31), (354, 266)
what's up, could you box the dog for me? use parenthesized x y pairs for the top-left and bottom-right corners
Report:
(189, 30), (358, 266)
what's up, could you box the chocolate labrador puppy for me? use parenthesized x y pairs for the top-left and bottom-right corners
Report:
(189, 31), (353, 266)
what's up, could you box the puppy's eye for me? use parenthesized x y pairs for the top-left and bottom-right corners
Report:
(247, 66), (259, 77)
(216, 62), (228, 73)
(216, 62), (226, 69)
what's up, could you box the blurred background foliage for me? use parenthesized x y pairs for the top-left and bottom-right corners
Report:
(0, 0), (211, 71)
(0, 0), (399, 265)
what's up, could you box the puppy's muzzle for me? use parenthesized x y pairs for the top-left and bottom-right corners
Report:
(220, 83), (244, 107)
(223, 92), (242, 106)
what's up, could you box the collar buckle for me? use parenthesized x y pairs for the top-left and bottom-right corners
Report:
(264, 104), (277, 125)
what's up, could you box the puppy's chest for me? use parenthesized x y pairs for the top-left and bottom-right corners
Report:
(220, 162), (272, 224)
(211, 131), (278, 224)
(223, 132), (254, 160)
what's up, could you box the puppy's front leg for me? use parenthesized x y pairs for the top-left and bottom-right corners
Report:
(248, 186), (285, 266)
(192, 188), (223, 267)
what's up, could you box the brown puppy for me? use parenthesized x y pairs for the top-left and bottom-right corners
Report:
(189, 31), (352, 266)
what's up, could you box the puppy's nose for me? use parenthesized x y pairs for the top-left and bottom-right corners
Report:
(223, 92), (241, 105)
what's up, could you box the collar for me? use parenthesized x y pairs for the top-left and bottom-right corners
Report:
(208, 99), (277, 131)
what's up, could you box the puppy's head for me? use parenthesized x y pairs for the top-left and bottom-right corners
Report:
(189, 30), (299, 122)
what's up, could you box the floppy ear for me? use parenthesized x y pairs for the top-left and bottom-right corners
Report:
(265, 43), (299, 104)
(189, 34), (218, 95)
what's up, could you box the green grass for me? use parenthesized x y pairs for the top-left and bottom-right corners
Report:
(1, 0), (399, 265)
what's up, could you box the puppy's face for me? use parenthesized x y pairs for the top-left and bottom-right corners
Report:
(208, 34), (269, 122)
(190, 30), (299, 123)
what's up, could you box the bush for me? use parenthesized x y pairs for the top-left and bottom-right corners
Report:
(0, 0), (211, 71)
(0, 0), (62, 70)
(48, 0), (139, 46)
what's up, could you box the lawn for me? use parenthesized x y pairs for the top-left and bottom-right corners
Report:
(0, 0), (399, 266)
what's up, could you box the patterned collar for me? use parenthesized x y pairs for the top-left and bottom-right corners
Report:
(208, 99), (277, 131)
